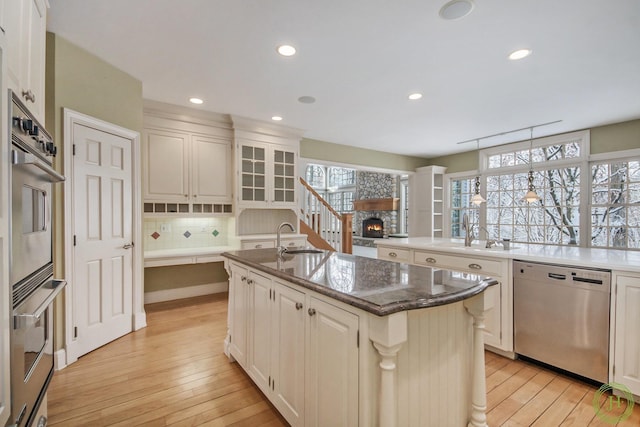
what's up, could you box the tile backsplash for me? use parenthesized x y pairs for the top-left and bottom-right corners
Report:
(143, 217), (231, 250)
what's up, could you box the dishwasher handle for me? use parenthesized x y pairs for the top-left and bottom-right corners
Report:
(548, 273), (566, 280)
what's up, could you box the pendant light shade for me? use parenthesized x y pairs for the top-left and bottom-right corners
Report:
(522, 128), (541, 204)
(470, 175), (486, 205)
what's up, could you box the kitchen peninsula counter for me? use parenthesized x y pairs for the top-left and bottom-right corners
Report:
(222, 248), (496, 427)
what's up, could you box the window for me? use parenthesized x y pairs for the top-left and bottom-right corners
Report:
(305, 164), (325, 188)
(448, 131), (587, 246)
(450, 177), (478, 238)
(328, 167), (356, 188)
(591, 159), (640, 249)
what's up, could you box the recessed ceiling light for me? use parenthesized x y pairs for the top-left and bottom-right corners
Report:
(298, 96), (316, 104)
(271, 116), (283, 121)
(509, 49), (532, 60)
(439, 0), (475, 20)
(189, 97), (204, 105)
(408, 93), (423, 100)
(277, 45), (296, 57)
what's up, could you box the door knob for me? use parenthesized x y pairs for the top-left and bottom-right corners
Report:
(308, 308), (316, 316)
(295, 302), (303, 310)
(122, 242), (134, 249)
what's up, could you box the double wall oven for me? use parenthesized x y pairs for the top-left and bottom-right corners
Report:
(8, 91), (65, 427)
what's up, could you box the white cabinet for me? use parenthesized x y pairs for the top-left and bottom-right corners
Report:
(240, 235), (307, 250)
(612, 274), (640, 396)
(142, 107), (233, 214)
(5, 0), (47, 122)
(226, 261), (358, 426)
(228, 263), (249, 368)
(306, 297), (359, 427)
(408, 166), (447, 238)
(378, 245), (512, 353)
(238, 140), (297, 208)
(246, 271), (306, 426)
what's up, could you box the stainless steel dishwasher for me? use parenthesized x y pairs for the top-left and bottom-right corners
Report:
(514, 260), (611, 383)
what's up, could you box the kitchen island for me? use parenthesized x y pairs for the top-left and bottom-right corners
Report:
(222, 248), (498, 427)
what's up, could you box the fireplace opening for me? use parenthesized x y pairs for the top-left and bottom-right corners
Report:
(362, 217), (384, 238)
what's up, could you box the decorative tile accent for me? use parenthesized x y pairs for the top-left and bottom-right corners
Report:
(151, 232), (160, 240)
(183, 231), (191, 238)
(212, 229), (219, 237)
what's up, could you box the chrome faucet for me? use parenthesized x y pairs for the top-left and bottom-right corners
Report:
(462, 213), (475, 247)
(276, 222), (295, 255)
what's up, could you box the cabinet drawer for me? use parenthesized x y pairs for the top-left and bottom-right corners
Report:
(241, 240), (276, 250)
(413, 250), (502, 276)
(377, 246), (410, 262)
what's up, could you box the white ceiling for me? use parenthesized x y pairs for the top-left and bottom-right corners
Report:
(47, 0), (640, 158)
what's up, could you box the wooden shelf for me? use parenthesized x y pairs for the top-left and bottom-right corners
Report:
(353, 198), (400, 211)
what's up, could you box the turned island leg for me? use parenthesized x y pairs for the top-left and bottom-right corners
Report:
(369, 311), (408, 427)
(464, 293), (490, 427)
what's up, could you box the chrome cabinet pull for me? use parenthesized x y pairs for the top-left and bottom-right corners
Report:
(469, 263), (482, 270)
(308, 308), (316, 316)
(123, 242), (134, 249)
(247, 279), (254, 285)
(389, 252), (397, 257)
(241, 276), (247, 282)
(425, 257), (437, 263)
(295, 302), (303, 310)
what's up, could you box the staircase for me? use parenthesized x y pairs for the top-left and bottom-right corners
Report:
(299, 177), (353, 254)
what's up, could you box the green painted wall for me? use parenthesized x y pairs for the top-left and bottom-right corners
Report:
(301, 138), (430, 171)
(144, 263), (229, 292)
(428, 119), (640, 172)
(47, 32), (143, 350)
(590, 119), (640, 154)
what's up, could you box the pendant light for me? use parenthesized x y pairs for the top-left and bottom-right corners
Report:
(522, 128), (541, 203)
(470, 140), (486, 205)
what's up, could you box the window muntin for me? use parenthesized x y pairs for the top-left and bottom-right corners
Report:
(591, 159), (640, 249)
(486, 139), (581, 170)
(305, 164), (326, 188)
(328, 167), (356, 188)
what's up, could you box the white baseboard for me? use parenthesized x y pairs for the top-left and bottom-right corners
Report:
(144, 281), (229, 304)
(54, 348), (67, 371)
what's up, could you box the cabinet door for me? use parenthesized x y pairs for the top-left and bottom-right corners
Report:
(613, 275), (640, 395)
(4, 0), (24, 94)
(228, 263), (249, 368)
(143, 129), (189, 201)
(247, 271), (272, 393)
(306, 297), (359, 427)
(272, 147), (296, 205)
(239, 143), (267, 203)
(482, 284), (502, 348)
(23, 0), (46, 121)
(191, 136), (231, 203)
(272, 282), (306, 426)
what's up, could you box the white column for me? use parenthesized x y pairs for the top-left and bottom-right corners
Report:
(369, 311), (408, 427)
(464, 293), (489, 427)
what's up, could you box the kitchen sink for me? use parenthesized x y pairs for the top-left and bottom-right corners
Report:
(283, 248), (323, 254)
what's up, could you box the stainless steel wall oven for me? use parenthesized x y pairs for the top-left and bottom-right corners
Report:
(8, 91), (65, 427)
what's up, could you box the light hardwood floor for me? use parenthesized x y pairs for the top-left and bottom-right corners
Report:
(48, 294), (640, 426)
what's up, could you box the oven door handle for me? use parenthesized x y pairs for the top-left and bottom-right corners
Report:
(14, 279), (67, 329)
(11, 149), (65, 182)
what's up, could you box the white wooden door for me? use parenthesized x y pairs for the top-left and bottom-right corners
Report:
(72, 123), (133, 358)
(247, 272), (272, 393)
(272, 282), (306, 426)
(191, 136), (231, 202)
(614, 275), (640, 395)
(228, 263), (248, 367)
(306, 297), (359, 427)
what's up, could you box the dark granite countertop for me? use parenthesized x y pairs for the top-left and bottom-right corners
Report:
(222, 248), (498, 316)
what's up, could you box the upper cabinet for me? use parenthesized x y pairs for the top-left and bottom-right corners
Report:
(142, 104), (234, 215)
(232, 116), (304, 210)
(4, 0), (47, 122)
